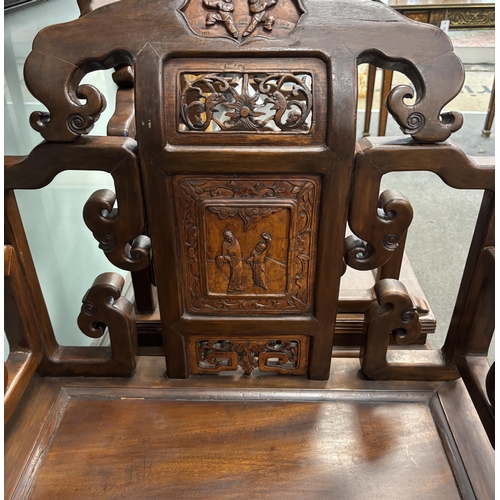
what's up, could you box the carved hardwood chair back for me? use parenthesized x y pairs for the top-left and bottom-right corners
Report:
(4, 1), (495, 497)
(4, 0), (494, 415)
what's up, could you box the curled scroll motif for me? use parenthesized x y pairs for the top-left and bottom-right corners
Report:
(181, 74), (232, 131)
(360, 279), (421, 378)
(83, 189), (151, 271)
(191, 337), (308, 377)
(430, 9), (495, 29)
(361, 279), (460, 380)
(387, 84), (463, 143)
(77, 272), (137, 374)
(31, 83), (105, 139)
(179, 72), (312, 133)
(24, 48), (130, 142)
(345, 189), (413, 271)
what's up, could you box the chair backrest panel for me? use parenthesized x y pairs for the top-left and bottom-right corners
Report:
(20, 0), (466, 379)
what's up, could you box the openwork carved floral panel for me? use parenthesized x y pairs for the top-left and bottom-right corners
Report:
(188, 336), (309, 376)
(174, 175), (321, 314)
(179, 72), (312, 133)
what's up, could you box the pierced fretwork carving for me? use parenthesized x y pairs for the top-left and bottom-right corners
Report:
(175, 176), (320, 314)
(189, 336), (308, 376)
(180, 72), (312, 133)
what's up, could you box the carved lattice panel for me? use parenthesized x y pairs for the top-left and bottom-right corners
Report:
(165, 58), (327, 146)
(174, 175), (321, 315)
(188, 336), (309, 376)
(179, 72), (313, 133)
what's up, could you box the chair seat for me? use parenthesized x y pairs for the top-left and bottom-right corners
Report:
(6, 357), (492, 500)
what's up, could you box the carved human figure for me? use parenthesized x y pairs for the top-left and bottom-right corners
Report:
(246, 232), (271, 290)
(203, 0), (239, 38)
(216, 230), (243, 292)
(243, 0), (278, 37)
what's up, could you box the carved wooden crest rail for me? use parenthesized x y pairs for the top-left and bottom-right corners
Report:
(9, 0), (477, 380)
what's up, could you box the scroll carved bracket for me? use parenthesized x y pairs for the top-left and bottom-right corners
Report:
(345, 188), (413, 272)
(25, 48), (132, 142)
(387, 84), (463, 143)
(360, 279), (459, 381)
(77, 272), (137, 374)
(83, 189), (151, 272)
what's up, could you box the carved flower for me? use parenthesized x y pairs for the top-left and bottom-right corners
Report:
(224, 92), (265, 131)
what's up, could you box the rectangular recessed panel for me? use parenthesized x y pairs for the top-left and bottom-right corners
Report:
(174, 175), (321, 315)
(178, 72), (313, 133)
(164, 58), (327, 147)
(28, 397), (460, 500)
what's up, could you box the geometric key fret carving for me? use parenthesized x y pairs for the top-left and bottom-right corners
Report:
(174, 175), (321, 314)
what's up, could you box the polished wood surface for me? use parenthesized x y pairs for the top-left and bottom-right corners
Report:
(3, 1), (495, 497)
(365, 0), (494, 137)
(482, 78), (495, 137)
(5, 357), (494, 500)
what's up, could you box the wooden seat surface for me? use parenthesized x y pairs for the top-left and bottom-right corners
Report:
(6, 357), (493, 500)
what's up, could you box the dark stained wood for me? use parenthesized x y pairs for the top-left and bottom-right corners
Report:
(26, 398), (460, 500)
(378, 69), (393, 136)
(5, 191), (138, 378)
(4, 358), (490, 500)
(4, 243), (43, 425)
(361, 279), (460, 380)
(107, 65), (136, 138)
(437, 380), (495, 500)
(24, 0), (465, 143)
(4, 376), (62, 500)
(482, 78), (495, 137)
(362, 64), (377, 137)
(358, 140), (494, 381)
(363, 1), (494, 138)
(3, 2), (496, 497)
(6, 136), (150, 272)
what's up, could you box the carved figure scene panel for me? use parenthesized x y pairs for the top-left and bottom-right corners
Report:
(188, 336), (309, 376)
(204, 206), (290, 295)
(179, 0), (306, 44)
(179, 72), (313, 133)
(174, 176), (321, 314)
